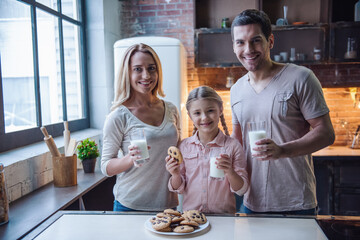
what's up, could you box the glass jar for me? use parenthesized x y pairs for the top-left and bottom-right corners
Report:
(0, 163), (9, 225)
(344, 37), (357, 59)
(313, 47), (321, 61)
(221, 18), (230, 28)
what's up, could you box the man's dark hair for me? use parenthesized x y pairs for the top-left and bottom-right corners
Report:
(231, 9), (272, 41)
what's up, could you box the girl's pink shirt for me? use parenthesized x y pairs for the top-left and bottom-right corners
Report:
(168, 130), (249, 214)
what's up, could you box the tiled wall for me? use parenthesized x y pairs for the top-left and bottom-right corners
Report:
(121, 0), (360, 146)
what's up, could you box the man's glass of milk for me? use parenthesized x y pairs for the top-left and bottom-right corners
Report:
(247, 121), (267, 155)
(130, 129), (150, 166)
(209, 148), (225, 180)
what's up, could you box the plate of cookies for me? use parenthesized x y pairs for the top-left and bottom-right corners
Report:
(145, 209), (209, 235)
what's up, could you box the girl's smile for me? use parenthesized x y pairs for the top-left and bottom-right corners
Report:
(188, 98), (223, 144)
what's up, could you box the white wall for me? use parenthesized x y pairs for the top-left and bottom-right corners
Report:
(86, 0), (123, 130)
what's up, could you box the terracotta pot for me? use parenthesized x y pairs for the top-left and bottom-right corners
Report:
(82, 158), (97, 173)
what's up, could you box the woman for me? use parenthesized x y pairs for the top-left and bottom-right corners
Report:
(101, 43), (180, 211)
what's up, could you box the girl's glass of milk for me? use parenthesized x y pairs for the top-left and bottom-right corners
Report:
(209, 148), (225, 180)
(130, 129), (150, 166)
(247, 121), (267, 155)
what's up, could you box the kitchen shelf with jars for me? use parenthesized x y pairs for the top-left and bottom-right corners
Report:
(270, 24), (329, 64)
(329, 21), (360, 63)
(194, 0), (360, 67)
(194, 24), (331, 68)
(195, 23), (360, 68)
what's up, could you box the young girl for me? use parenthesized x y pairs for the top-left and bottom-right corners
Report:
(165, 86), (249, 214)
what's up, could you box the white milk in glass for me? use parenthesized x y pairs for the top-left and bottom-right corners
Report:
(210, 156), (225, 179)
(248, 130), (266, 154)
(130, 129), (150, 165)
(130, 139), (149, 164)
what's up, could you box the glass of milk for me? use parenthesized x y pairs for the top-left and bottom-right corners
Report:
(247, 121), (267, 155)
(209, 148), (225, 180)
(130, 129), (150, 166)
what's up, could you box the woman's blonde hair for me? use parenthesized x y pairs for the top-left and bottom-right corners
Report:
(186, 86), (229, 136)
(110, 43), (165, 111)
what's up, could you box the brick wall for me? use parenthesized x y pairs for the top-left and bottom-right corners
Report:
(121, 0), (360, 146)
(215, 88), (360, 147)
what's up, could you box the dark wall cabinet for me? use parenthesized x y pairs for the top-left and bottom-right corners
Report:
(314, 156), (360, 216)
(65, 176), (116, 211)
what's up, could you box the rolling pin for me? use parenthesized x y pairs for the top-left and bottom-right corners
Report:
(40, 127), (61, 157)
(63, 121), (70, 154)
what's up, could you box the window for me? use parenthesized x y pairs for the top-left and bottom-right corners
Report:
(0, 0), (89, 152)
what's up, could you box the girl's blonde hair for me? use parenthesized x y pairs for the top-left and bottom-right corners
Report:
(110, 43), (165, 111)
(186, 86), (229, 136)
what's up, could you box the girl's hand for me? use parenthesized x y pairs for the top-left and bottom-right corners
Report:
(216, 154), (235, 175)
(165, 155), (180, 176)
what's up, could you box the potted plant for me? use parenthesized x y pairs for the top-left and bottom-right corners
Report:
(77, 138), (100, 173)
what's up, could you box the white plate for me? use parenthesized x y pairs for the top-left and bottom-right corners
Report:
(144, 217), (210, 236)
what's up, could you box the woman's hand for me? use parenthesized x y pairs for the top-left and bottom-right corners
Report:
(128, 144), (143, 167)
(165, 155), (180, 176)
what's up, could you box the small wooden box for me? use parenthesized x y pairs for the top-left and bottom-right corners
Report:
(52, 154), (77, 187)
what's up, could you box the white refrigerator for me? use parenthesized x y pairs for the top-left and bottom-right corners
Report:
(113, 36), (188, 138)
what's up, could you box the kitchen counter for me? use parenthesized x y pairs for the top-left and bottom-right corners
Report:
(22, 211), (329, 240)
(0, 170), (107, 240)
(313, 146), (360, 157)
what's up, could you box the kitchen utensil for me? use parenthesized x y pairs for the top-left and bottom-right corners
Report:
(40, 127), (61, 157)
(63, 121), (70, 154)
(66, 138), (77, 157)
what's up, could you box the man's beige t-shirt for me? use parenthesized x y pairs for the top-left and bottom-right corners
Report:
(230, 63), (329, 212)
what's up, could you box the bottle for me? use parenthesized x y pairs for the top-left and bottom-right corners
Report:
(226, 75), (234, 88)
(221, 18), (230, 28)
(344, 37), (357, 59)
(355, 0), (360, 22)
(0, 163), (9, 225)
(313, 47), (321, 61)
(290, 48), (296, 62)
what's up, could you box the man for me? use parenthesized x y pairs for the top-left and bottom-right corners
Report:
(230, 9), (335, 214)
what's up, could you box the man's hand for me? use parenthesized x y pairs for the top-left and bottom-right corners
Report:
(251, 138), (284, 161)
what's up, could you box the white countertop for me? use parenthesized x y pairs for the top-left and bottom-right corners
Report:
(26, 212), (327, 240)
(313, 146), (360, 156)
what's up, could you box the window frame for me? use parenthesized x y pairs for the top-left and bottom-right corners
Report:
(0, 0), (89, 152)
